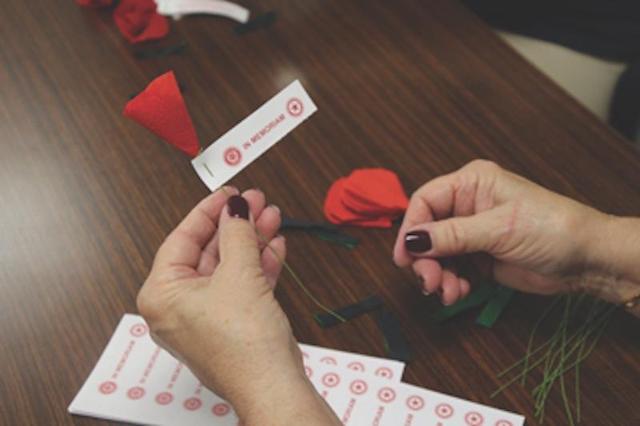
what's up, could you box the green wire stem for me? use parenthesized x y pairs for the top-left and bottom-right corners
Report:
(219, 186), (346, 323)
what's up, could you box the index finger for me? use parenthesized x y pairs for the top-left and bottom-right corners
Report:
(393, 172), (458, 266)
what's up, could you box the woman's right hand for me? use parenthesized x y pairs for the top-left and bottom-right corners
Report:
(392, 160), (639, 307)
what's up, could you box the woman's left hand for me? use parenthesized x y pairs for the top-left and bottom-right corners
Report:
(137, 187), (339, 425)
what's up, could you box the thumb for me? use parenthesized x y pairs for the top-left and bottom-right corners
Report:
(404, 208), (505, 258)
(218, 195), (262, 271)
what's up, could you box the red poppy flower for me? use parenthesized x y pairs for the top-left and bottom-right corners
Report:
(113, 0), (169, 43)
(323, 169), (408, 228)
(76, 0), (114, 7)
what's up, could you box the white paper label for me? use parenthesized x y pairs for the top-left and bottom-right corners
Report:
(156, 0), (250, 23)
(68, 314), (405, 425)
(191, 80), (317, 191)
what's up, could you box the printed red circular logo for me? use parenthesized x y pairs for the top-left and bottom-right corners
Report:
(99, 381), (117, 395)
(347, 361), (365, 372)
(349, 380), (368, 395)
(130, 323), (148, 337)
(377, 387), (396, 403)
(127, 386), (145, 400)
(212, 402), (231, 416)
(155, 391), (173, 405)
(320, 356), (337, 365)
(183, 397), (202, 411)
(223, 147), (242, 166)
(286, 98), (304, 117)
(304, 366), (313, 378)
(465, 411), (484, 426)
(321, 372), (341, 388)
(495, 421), (513, 426)
(375, 367), (393, 379)
(435, 403), (454, 419)
(406, 395), (425, 411)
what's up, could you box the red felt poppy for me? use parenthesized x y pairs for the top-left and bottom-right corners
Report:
(123, 71), (201, 157)
(323, 168), (408, 228)
(343, 168), (408, 214)
(323, 177), (393, 228)
(76, 0), (114, 7)
(113, 0), (169, 43)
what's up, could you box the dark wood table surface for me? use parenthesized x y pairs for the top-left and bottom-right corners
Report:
(2, 0), (639, 424)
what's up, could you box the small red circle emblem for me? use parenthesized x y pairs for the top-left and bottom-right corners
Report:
(99, 381), (117, 395)
(183, 397), (202, 411)
(223, 147), (242, 166)
(286, 98), (304, 117)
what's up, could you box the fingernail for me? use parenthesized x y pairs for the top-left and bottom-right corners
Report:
(404, 231), (432, 253)
(421, 289), (431, 297)
(227, 195), (249, 219)
(269, 204), (281, 214)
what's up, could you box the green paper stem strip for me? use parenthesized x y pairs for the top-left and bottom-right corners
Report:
(311, 229), (359, 249)
(476, 286), (515, 327)
(431, 282), (494, 323)
(281, 216), (359, 249)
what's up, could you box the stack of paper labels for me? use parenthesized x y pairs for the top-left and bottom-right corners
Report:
(69, 314), (524, 425)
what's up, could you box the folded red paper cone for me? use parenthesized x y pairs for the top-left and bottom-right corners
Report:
(123, 71), (200, 157)
(343, 168), (409, 212)
(114, 0), (169, 43)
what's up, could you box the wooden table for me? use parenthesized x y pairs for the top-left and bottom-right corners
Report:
(2, 0), (639, 424)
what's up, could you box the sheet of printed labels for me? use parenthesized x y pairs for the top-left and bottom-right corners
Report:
(69, 314), (524, 425)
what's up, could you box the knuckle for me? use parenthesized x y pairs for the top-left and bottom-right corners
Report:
(446, 221), (467, 252)
(467, 159), (500, 173)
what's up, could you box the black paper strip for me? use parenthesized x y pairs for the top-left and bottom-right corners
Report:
(314, 295), (383, 328)
(234, 11), (277, 35)
(376, 310), (411, 362)
(134, 42), (187, 60)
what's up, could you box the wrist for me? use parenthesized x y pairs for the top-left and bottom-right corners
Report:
(235, 369), (337, 426)
(581, 213), (640, 310)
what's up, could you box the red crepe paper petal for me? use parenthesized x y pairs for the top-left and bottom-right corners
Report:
(76, 0), (114, 7)
(324, 178), (359, 223)
(114, 0), (169, 43)
(123, 71), (200, 157)
(323, 178), (393, 228)
(324, 168), (408, 228)
(343, 168), (409, 213)
(347, 217), (393, 228)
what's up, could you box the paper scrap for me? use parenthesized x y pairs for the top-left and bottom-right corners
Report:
(191, 80), (317, 191)
(156, 0), (250, 23)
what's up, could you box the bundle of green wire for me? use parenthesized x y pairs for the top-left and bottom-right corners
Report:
(492, 294), (616, 425)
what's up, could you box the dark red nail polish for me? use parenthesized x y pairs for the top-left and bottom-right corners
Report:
(404, 231), (432, 253)
(228, 195), (249, 219)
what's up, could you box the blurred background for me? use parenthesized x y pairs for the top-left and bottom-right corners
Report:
(463, 0), (640, 146)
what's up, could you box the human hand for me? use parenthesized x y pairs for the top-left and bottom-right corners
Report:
(137, 188), (339, 425)
(393, 160), (607, 305)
